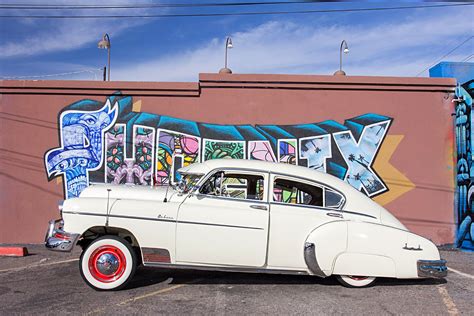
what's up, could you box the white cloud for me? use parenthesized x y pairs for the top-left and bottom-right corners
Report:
(113, 9), (473, 81)
(0, 0), (152, 58)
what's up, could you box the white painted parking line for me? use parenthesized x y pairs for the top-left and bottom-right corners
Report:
(87, 278), (203, 315)
(0, 258), (78, 273)
(448, 267), (474, 280)
(437, 285), (459, 316)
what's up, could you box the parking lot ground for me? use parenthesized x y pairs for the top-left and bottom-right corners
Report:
(0, 245), (472, 315)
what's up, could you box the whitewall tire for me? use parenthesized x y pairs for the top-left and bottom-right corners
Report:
(79, 235), (137, 291)
(336, 275), (376, 288)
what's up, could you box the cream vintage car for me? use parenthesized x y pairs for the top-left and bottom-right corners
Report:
(45, 159), (447, 290)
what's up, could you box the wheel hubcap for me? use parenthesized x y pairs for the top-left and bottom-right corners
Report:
(96, 253), (120, 275)
(88, 245), (126, 283)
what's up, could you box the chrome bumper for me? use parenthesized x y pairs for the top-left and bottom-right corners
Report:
(44, 219), (80, 252)
(417, 259), (448, 278)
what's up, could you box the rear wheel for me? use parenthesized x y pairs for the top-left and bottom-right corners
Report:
(336, 275), (376, 288)
(79, 235), (137, 291)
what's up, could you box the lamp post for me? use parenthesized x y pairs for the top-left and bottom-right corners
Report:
(334, 40), (349, 76)
(98, 33), (111, 81)
(219, 36), (233, 74)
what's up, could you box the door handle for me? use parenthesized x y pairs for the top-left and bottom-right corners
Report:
(326, 212), (343, 218)
(250, 205), (268, 211)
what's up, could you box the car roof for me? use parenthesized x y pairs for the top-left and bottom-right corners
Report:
(178, 159), (355, 192)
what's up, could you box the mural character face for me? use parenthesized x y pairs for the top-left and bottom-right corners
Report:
(45, 100), (118, 199)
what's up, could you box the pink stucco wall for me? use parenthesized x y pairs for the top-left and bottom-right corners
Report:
(0, 73), (456, 244)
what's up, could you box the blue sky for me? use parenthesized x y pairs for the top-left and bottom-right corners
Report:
(0, 1), (473, 81)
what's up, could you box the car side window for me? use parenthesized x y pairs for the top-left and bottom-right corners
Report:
(273, 178), (323, 207)
(325, 189), (345, 209)
(200, 171), (265, 201)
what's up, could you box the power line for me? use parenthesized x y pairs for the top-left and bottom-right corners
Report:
(415, 35), (474, 77)
(2, 1), (313, 9)
(1, 69), (102, 80)
(0, 3), (472, 19)
(461, 54), (474, 62)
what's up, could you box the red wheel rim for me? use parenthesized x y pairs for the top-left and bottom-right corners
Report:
(88, 245), (126, 283)
(348, 276), (369, 281)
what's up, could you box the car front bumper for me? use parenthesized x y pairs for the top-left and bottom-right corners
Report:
(45, 219), (80, 252)
(417, 259), (448, 278)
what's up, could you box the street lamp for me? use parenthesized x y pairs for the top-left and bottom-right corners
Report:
(334, 40), (349, 76)
(98, 33), (111, 81)
(219, 36), (233, 74)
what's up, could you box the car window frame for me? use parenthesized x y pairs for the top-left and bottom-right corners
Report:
(194, 168), (269, 204)
(270, 173), (346, 211)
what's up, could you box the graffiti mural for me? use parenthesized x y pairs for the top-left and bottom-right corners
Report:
(45, 93), (393, 202)
(278, 139), (297, 165)
(105, 124), (155, 185)
(45, 99), (117, 199)
(204, 140), (245, 161)
(156, 130), (200, 184)
(299, 135), (331, 172)
(333, 119), (390, 196)
(455, 83), (474, 250)
(248, 141), (276, 162)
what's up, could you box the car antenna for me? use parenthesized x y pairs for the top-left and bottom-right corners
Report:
(105, 188), (112, 226)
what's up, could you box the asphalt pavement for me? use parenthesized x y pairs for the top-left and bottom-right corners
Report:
(0, 245), (472, 315)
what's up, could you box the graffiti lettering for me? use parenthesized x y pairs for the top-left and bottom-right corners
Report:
(45, 93), (393, 201)
(333, 120), (390, 196)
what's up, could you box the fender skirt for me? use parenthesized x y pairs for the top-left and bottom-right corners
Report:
(304, 242), (327, 278)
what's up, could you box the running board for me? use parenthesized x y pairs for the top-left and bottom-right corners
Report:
(143, 262), (309, 276)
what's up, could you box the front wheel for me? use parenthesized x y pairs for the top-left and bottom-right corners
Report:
(336, 275), (376, 288)
(79, 235), (137, 291)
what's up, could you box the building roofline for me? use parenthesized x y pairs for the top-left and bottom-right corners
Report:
(1, 72), (456, 96)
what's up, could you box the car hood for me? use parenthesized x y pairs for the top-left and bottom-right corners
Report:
(79, 183), (177, 202)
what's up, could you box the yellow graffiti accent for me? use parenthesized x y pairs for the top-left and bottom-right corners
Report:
(372, 135), (415, 206)
(56, 177), (62, 185)
(132, 100), (142, 112)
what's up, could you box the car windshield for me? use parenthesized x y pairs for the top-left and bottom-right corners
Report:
(178, 173), (203, 193)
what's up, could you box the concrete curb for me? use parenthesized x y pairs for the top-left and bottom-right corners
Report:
(0, 247), (28, 257)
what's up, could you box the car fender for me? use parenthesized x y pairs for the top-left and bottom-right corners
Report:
(331, 221), (440, 278)
(304, 220), (348, 277)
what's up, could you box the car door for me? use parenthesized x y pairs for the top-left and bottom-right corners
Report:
(176, 169), (270, 267)
(267, 173), (346, 269)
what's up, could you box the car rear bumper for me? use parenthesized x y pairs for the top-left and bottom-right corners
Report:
(417, 259), (448, 278)
(45, 219), (80, 252)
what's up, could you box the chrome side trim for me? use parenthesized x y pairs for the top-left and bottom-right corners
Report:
(62, 211), (264, 231)
(303, 242), (327, 278)
(341, 209), (377, 219)
(179, 219), (263, 230)
(143, 262), (309, 276)
(270, 202), (377, 219)
(417, 259), (448, 278)
(403, 243), (423, 251)
(250, 204), (268, 211)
